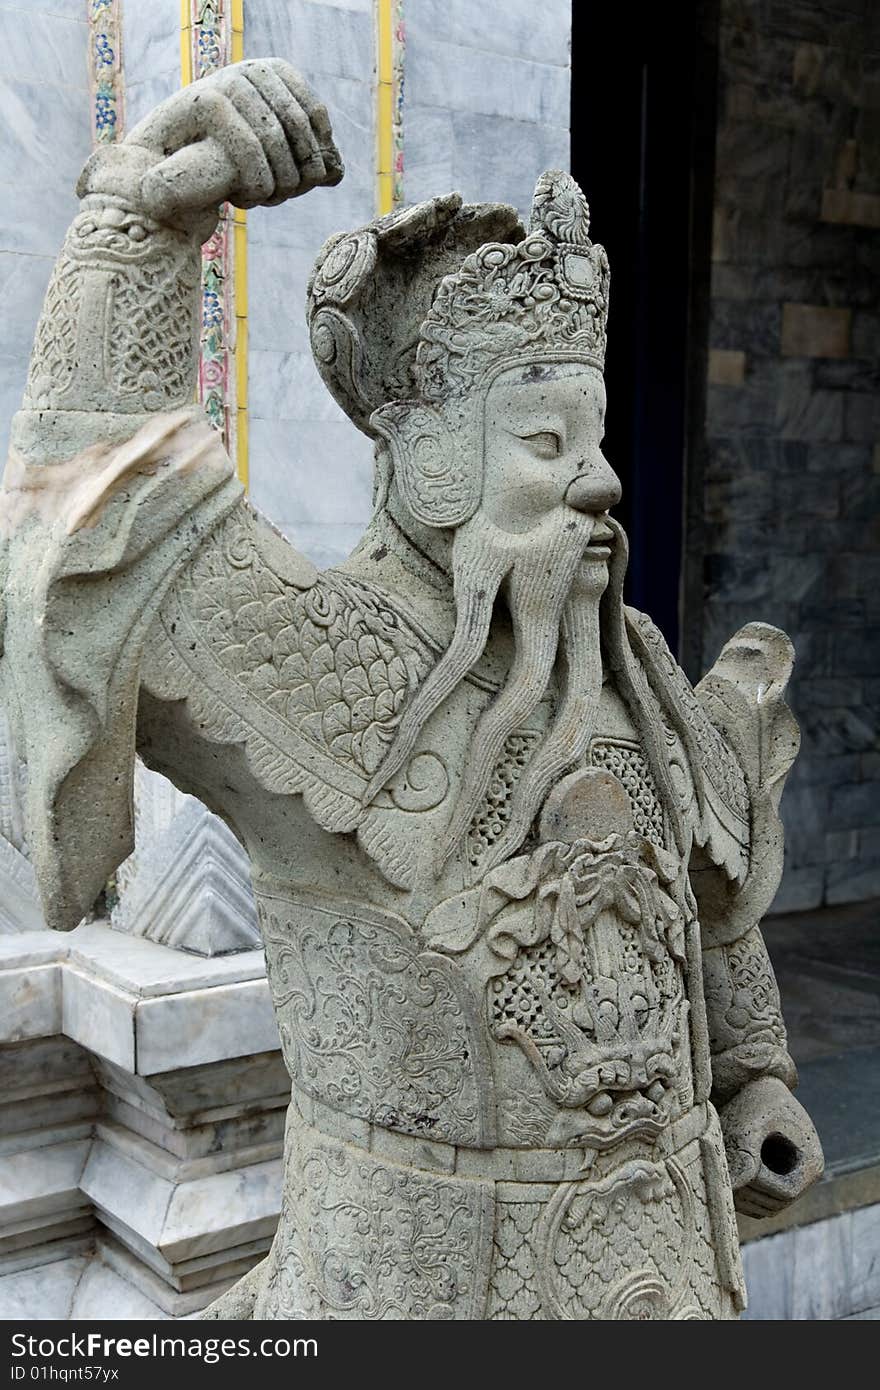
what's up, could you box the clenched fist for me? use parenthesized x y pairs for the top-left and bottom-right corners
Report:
(78, 59), (343, 236)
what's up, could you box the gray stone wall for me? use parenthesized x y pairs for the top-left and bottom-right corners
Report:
(691, 0), (880, 912)
(0, 1), (90, 464)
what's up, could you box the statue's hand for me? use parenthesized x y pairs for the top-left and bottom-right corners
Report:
(719, 1075), (824, 1219)
(122, 59), (343, 230)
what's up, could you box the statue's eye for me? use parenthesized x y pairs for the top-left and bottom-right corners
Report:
(521, 430), (561, 458)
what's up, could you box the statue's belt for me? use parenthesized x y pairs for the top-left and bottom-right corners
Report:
(293, 1091), (710, 1183)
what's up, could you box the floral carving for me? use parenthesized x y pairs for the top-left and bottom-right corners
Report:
(258, 1123), (492, 1320)
(259, 893), (486, 1145)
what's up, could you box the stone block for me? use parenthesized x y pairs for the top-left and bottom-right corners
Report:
(829, 781), (880, 830)
(0, 1254), (90, 1321)
(135, 981), (279, 1076)
(770, 865), (824, 914)
(781, 303), (851, 359)
(0, 964), (61, 1044)
(0, 1141), (91, 1228)
(825, 857), (880, 906)
(776, 361), (844, 441)
(711, 299), (781, 356)
(833, 629), (880, 678)
(61, 969), (136, 1072)
(708, 349), (746, 386)
(844, 391), (880, 441)
(821, 187), (880, 229)
(707, 367), (781, 436)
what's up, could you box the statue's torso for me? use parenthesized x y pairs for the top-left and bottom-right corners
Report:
(136, 506), (749, 1319)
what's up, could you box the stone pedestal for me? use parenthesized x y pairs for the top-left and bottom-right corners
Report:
(0, 925), (284, 1319)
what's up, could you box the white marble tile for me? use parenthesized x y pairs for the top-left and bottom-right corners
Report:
(0, 177), (80, 260)
(278, 520), (367, 570)
(406, 0), (572, 67)
(0, 250), (53, 370)
(80, 1140), (173, 1250)
(0, 1139), (90, 1223)
(0, 929), (63, 968)
(850, 1201), (880, 1314)
(250, 347), (350, 424)
(62, 966), (136, 1071)
(406, 38), (570, 128)
(791, 1212), (854, 1320)
(247, 415), (373, 529)
(245, 0), (373, 83)
(0, 79), (91, 191)
(120, 1), (180, 90)
(3, 2), (85, 17)
(135, 979), (279, 1075)
(247, 241), (315, 354)
(70, 1257), (169, 1321)
(402, 104), (455, 206)
(741, 1230), (796, 1319)
(0, 964), (61, 1043)
(451, 112), (570, 219)
(123, 73), (180, 132)
(0, 8), (88, 89)
(0, 1252), (87, 1320)
(68, 922), (266, 999)
(160, 1158), (282, 1262)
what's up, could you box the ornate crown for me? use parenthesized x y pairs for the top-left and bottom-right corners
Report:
(415, 171), (609, 402)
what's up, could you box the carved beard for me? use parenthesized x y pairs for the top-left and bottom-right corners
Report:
(365, 504), (607, 877)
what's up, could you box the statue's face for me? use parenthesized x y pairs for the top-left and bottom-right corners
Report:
(481, 362), (621, 537)
(371, 360), (620, 869)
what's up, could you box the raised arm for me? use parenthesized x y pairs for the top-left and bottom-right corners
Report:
(691, 624), (824, 1218)
(0, 61), (342, 931)
(16, 59), (341, 463)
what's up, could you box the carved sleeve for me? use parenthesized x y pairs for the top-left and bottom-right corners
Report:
(701, 929), (796, 1103)
(12, 145), (204, 466)
(690, 622), (801, 1103)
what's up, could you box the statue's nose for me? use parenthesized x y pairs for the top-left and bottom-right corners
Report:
(565, 466), (622, 514)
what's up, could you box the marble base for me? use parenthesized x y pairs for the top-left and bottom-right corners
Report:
(0, 923), (284, 1318)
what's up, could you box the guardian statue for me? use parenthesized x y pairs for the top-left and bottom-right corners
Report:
(0, 60), (823, 1320)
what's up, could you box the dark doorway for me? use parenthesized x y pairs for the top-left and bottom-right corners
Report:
(570, 2), (719, 659)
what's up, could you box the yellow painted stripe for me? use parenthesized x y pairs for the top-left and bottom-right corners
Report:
(180, 0), (192, 86)
(376, 0), (395, 215)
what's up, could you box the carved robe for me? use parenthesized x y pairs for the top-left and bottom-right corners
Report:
(0, 413), (800, 1320)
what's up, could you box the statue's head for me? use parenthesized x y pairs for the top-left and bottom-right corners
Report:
(309, 174), (624, 872)
(373, 171), (617, 543)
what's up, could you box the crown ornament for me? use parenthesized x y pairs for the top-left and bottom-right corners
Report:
(415, 170), (610, 403)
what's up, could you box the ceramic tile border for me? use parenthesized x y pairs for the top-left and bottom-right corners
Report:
(180, 0), (249, 488)
(88, 0), (125, 146)
(376, 0), (405, 213)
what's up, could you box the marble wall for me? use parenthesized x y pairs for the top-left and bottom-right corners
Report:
(403, 0), (571, 219)
(0, 1), (91, 465)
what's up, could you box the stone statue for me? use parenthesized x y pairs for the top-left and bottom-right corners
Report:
(0, 60), (823, 1320)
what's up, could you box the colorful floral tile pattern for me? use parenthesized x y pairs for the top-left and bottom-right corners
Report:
(186, 1), (240, 468)
(88, 0), (124, 145)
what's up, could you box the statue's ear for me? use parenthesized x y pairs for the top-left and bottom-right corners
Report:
(370, 401), (480, 528)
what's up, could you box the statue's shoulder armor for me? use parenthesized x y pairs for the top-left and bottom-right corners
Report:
(145, 500), (441, 886)
(623, 608), (751, 878)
